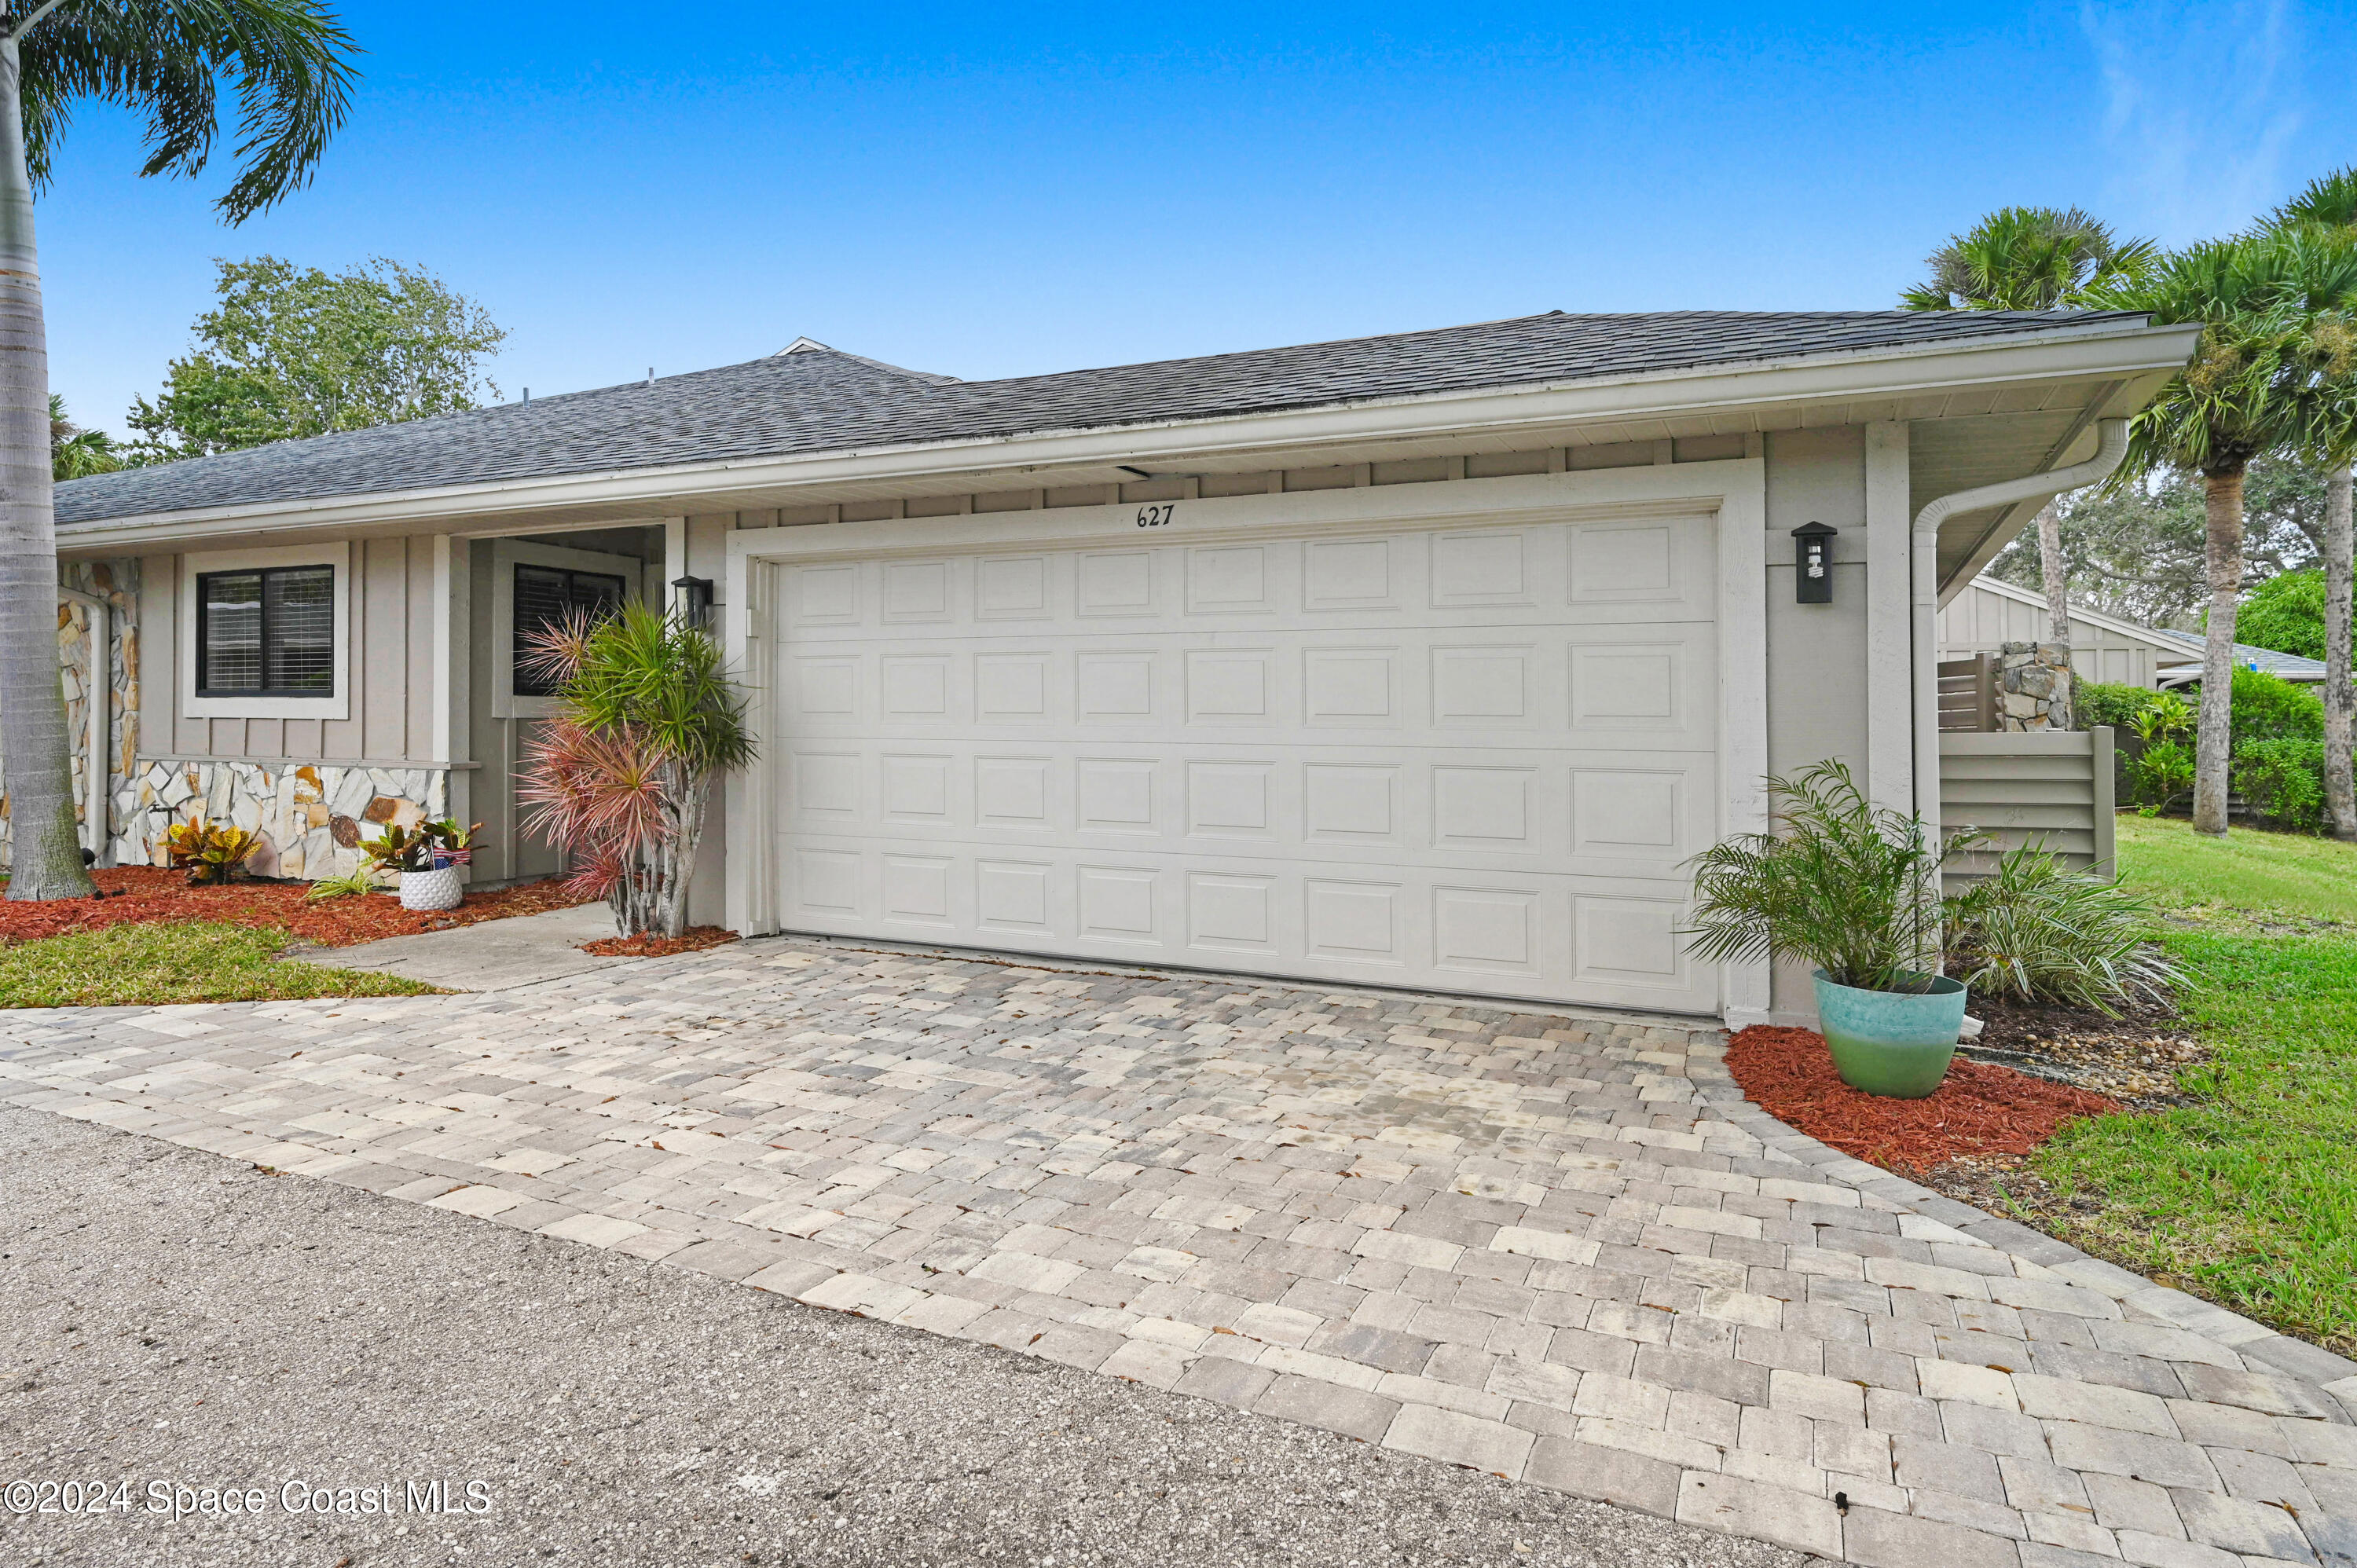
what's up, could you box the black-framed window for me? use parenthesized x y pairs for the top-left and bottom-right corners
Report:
(196, 566), (335, 697)
(514, 564), (627, 697)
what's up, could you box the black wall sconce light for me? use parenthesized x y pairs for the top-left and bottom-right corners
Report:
(1791, 522), (1838, 604)
(670, 574), (715, 627)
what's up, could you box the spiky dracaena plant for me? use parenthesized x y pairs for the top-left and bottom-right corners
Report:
(1682, 761), (1977, 994)
(514, 603), (755, 940)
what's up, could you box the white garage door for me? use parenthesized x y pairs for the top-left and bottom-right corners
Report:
(765, 511), (1721, 1013)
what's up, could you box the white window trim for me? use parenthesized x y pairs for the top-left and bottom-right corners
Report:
(489, 537), (646, 720)
(179, 541), (350, 720)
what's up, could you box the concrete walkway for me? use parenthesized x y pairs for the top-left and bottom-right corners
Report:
(2, 937), (2352, 1568)
(308, 900), (622, 990)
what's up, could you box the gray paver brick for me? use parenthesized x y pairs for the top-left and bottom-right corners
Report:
(10, 935), (2346, 1568)
(1384, 1404), (1537, 1480)
(1843, 1504), (2022, 1568)
(1523, 1436), (1681, 1516)
(1676, 1471), (1842, 1559)
(1253, 1374), (1400, 1444)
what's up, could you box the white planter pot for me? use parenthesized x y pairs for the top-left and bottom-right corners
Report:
(398, 865), (463, 912)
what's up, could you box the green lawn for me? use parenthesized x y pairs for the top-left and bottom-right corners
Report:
(2113, 812), (2357, 924)
(2031, 815), (2357, 1352)
(0, 922), (437, 1008)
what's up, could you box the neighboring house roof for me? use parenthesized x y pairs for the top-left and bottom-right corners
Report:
(56, 308), (2148, 526)
(2150, 627), (2326, 683)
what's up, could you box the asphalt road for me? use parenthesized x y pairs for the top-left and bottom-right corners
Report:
(0, 1105), (1808, 1568)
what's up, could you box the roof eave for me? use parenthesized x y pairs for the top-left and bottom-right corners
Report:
(58, 316), (2201, 551)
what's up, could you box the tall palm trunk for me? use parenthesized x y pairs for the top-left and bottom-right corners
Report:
(2193, 467), (2247, 836)
(2035, 500), (2070, 642)
(2035, 498), (2074, 728)
(2327, 461), (2355, 841)
(0, 34), (90, 899)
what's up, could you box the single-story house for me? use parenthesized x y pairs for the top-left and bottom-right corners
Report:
(39, 308), (2200, 1025)
(1939, 572), (2326, 688)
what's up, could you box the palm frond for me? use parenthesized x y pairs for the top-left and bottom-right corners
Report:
(1904, 206), (2157, 311)
(2091, 225), (2357, 478)
(20, 0), (359, 223)
(1682, 760), (1974, 992)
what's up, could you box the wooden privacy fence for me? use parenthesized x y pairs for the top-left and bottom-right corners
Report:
(1940, 727), (2117, 881)
(1938, 654), (1999, 732)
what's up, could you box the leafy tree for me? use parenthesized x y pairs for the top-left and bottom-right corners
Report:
(0, 1), (356, 901)
(2234, 568), (2326, 660)
(2267, 165), (2357, 840)
(1986, 455), (2325, 625)
(1904, 207), (2160, 691)
(49, 392), (120, 479)
(2091, 225), (2357, 836)
(129, 255), (504, 458)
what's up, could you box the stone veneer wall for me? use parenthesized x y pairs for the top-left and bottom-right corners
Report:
(119, 761), (450, 879)
(1997, 640), (2074, 731)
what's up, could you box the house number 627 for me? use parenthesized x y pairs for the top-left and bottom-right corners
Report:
(1135, 504), (1178, 528)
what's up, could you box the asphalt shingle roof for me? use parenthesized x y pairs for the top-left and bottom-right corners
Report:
(2151, 628), (2327, 682)
(56, 308), (2147, 526)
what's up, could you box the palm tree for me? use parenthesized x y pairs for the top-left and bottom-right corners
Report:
(2091, 225), (2357, 836)
(49, 393), (120, 478)
(1905, 208), (2161, 713)
(2270, 167), (2357, 841)
(0, 2), (354, 899)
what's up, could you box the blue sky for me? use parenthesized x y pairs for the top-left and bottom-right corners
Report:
(35, 1), (2357, 438)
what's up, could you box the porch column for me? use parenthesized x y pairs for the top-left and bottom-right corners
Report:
(1864, 421), (1913, 817)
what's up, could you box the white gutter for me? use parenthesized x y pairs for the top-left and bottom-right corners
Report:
(56, 586), (110, 866)
(1910, 417), (2131, 835)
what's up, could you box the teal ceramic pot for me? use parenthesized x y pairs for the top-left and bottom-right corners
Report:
(1810, 970), (1967, 1099)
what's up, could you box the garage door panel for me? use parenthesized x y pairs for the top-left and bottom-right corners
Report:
(779, 744), (1711, 877)
(787, 516), (1716, 643)
(765, 511), (1721, 1013)
(771, 833), (1714, 1011)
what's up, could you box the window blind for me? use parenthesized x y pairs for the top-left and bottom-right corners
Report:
(196, 566), (334, 696)
(514, 564), (628, 697)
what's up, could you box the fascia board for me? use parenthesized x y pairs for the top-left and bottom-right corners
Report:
(59, 321), (2201, 552)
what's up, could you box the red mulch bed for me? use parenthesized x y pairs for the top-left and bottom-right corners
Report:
(1728, 1024), (2125, 1173)
(577, 925), (738, 958)
(0, 866), (595, 947)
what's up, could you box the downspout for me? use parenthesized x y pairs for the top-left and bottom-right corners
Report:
(56, 584), (109, 866)
(1909, 417), (2131, 846)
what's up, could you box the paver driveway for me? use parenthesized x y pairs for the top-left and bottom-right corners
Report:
(4, 935), (2353, 1568)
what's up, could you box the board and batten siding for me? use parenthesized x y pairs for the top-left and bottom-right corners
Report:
(1937, 577), (2168, 689)
(138, 537), (442, 765)
(1940, 727), (2117, 881)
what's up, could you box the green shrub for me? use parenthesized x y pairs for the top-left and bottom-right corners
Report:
(1944, 843), (2179, 1014)
(2233, 738), (2328, 833)
(2077, 680), (2156, 731)
(2234, 569), (2326, 661)
(2230, 667), (2324, 746)
(2126, 739), (2194, 813)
